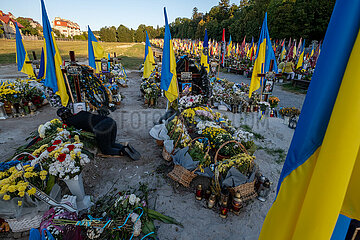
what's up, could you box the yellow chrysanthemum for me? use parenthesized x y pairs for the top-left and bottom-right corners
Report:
(40, 175), (46, 181)
(7, 185), (16, 193)
(18, 201), (22, 206)
(3, 195), (10, 201)
(27, 188), (36, 196)
(18, 191), (25, 197)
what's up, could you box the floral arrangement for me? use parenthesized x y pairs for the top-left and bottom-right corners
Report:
(188, 140), (211, 172)
(166, 117), (191, 148)
(0, 160), (49, 205)
(178, 95), (202, 109)
(0, 81), (20, 103)
(217, 153), (255, 177)
(81, 185), (182, 239)
(268, 96), (280, 108)
(233, 129), (254, 142)
(30, 131), (90, 180)
(279, 107), (301, 117)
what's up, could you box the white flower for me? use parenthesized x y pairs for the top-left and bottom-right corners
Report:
(130, 213), (142, 237)
(129, 194), (136, 205)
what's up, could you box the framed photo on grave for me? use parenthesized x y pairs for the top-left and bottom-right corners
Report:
(73, 102), (86, 114)
(182, 83), (192, 93)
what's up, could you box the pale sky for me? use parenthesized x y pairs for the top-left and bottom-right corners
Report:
(1, 0), (238, 31)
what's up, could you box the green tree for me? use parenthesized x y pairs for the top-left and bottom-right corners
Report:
(117, 25), (133, 42)
(16, 18), (38, 35)
(99, 26), (117, 42)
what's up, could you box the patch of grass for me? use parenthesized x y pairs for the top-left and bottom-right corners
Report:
(240, 124), (265, 140)
(258, 146), (286, 163)
(281, 82), (307, 94)
(0, 40), (145, 69)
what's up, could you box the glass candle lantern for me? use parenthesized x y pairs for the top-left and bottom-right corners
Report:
(207, 194), (216, 209)
(195, 184), (202, 200)
(231, 192), (243, 215)
(258, 178), (271, 202)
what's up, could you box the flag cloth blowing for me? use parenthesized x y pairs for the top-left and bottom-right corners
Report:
(249, 12), (277, 98)
(296, 39), (305, 69)
(15, 23), (35, 77)
(41, 0), (68, 106)
(200, 29), (210, 73)
(143, 31), (156, 78)
(160, 7), (178, 103)
(258, 1), (360, 239)
(88, 26), (106, 73)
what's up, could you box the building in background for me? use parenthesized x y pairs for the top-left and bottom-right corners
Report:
(52, 17), (81, 37)
(0, 10), (24, 39)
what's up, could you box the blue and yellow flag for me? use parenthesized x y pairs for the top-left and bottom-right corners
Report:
(227, 35), (232, 57)
(296, 39), (305, 69)
(143, 30), (156, 79)
(15, 23), (35, 77)
(41, 0), (68, 106)
(310, 43), (314, 58)
(160, 7), (178, 103)
(280, 43), (286, 61)
(200, 29), (209, 73)
(37, 47), (45, 79)
(88, 26), (105, 73)
(259, 1), (360, 239)
(249, 13), (277, 98)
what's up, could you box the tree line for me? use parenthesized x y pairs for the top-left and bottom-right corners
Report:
(170, 0), (336, 43)
(13, 0), (336, 43)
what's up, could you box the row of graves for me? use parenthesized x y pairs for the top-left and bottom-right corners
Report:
(0, 51), (128, 119)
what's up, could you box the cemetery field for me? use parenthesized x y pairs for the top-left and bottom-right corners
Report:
(0, 39), (145, 69)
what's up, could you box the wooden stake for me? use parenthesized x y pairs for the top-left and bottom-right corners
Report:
(62, 70), (75, 103)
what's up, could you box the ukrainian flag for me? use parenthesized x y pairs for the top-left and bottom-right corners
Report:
(15, 23), (35, 77)
(88, 26), (106, 73)
(249, 13), (277, 98)
(37, 48), (45, 79)
(280, 43), (286, 61)
(160, 7), (178, 103)
(227, 35), (232, 57)
(41, 0), (68, 106)
(143, 31), (156, 79)
(310, 43), (314, 58)
(259, 1), (360, 239)
(296, 39), (305, 69)
(200, 29), (209, 73)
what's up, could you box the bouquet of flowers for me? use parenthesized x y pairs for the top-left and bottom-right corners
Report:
(268, 96), (280, 108)
(0, 160), (49, 205)
(217, 153), (255, 177)
(0, 81), (20, 103)
(30, 132), (90, 180)
(178, 95), (202, 109)
(279, 107), (301, 117)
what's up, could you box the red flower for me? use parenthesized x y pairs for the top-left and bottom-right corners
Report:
(67, 145), (75, 151)
(62, 124), (67, 128)
(47, 146), (56, 152)
(68, 135), (72, 139)
(57, 153), (66, 162)
(28, 155), (34, 160)
(53, 140), (62, 145)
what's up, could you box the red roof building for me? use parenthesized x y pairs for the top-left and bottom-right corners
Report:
(0, 10), (25, 39)
(52, 17), (81, 38)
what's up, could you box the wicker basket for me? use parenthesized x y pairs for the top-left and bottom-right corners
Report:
(6, 214), (43, 232)
(214, 140), (257, 202)
(167, 137), (210, 187)
(168, 165), (198, 188)
(229, 179), (257, 202)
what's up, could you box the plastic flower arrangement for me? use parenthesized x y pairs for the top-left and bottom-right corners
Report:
(188, 140), (211, 173)
(202, 127), (228, 148)
(0, 160), (49, 204)
(268, 96), (280, 108)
